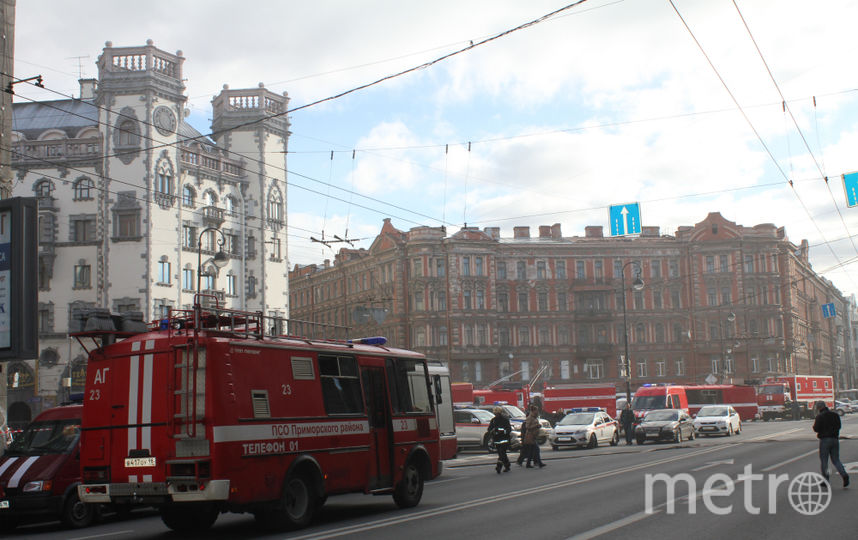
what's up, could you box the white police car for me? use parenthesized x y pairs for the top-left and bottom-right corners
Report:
(550, 408), (619, 450)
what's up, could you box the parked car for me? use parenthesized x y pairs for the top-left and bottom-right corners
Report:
(834, 400), (852, 416)
(549, 409), (619, 450)
(693, 405), (741, 436)
(0, 401), (96, 530)
(635, 409), (695, 444)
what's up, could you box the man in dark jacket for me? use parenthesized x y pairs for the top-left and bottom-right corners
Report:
(487, 407), (512, 474)
(812, 401), (849, 488)
(619, 403), (636, 445)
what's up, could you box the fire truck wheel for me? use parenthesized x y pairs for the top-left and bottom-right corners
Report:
(160, 503), (218, 532)
(393, 461), (424, 509)
(62, 491), (96, 528)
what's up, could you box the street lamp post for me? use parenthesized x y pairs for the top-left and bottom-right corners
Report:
(196, 227), (229, 306)
(620, 261), (644, 403)
(718, 310), (736, 381)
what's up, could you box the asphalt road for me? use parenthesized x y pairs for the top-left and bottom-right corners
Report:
(8, 417), (857, 540)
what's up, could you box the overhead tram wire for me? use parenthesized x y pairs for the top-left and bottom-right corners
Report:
(730, 0), (858, 259)
(667, 0), (858, 294)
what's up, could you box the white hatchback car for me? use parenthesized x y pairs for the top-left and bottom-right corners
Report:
(693, 405), (741, 436)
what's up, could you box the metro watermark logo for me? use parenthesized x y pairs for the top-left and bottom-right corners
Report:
(645, 465), (831, 516)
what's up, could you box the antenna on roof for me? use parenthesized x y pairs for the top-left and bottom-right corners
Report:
(66, 55), (90, 80)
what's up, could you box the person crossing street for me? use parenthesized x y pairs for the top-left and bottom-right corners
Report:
(812, 400), (849, 489)
(487, 406), (512, 474)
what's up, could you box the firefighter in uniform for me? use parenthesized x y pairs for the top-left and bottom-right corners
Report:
(487, 406), (512, 474)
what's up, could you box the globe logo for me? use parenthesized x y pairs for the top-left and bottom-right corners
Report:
(788, 472), (831, 516)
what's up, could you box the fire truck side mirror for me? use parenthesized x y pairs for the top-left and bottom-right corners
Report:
(433, 375), (443, 405)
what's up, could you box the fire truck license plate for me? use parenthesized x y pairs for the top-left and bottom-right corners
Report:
(125, 457), (156, 468)
(0, 500), (9, 509)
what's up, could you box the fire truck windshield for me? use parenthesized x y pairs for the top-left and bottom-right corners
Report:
(632, 395), (667, 409)
(6, 419), (80, 456)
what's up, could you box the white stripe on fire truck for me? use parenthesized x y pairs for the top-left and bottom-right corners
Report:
(145, 339), (155, 350)
(143, 474), (152, 482)
(131, 340), (141, 352)
(128, 355), (140, 451)
(141, 353), (154, 450)
(7, 456), (39, 488)
(0, 456), (18, 477)
(212, 421), (370, 443)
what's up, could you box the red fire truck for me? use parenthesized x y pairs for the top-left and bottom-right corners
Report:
(543, 384), (617, 418)
(450, 383), (530, 410)
(757, 375), (834, 420)
(76, 306), (442, 532)
(451, 382), (474, 408)
(632, 384), (758, 421)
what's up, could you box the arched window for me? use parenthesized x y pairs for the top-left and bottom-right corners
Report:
(635, 323), (646, 343)
(118, 120), (138, 146)
(73, 177), (94, 200)
(155, 162), (172, 195)
(35, 179), (54, 197)
(224, 196), (236, 215)
(202, 190), (217, 207)
(267, 188), (283, 223)
(182, 185), (195, 207)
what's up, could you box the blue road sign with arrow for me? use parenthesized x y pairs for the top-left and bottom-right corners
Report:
(843, 172), (858, 208)
(821, 302), (836, 319)
(609, 202), (642, 236)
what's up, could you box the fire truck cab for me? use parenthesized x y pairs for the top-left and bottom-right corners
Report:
(76, 306), (442, 532)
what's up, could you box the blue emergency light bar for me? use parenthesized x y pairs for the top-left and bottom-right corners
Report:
(568, 407), (602, 412)
(348, 336), (387, 346)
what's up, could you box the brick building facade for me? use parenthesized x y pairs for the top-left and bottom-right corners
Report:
(289, 213), (853, 393)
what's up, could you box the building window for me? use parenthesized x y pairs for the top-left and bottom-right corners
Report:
(463, 256), (470, 276)
(518, 292), (528, 312)
(157, 260), (171, 284)
(476, 289), (485, 309)
(673, 323), (683, 343)
(224, 195), (236, 215)
(270, 238), (282, 260)
(518, 326), (530, 346)
(585, 360), (603, 380)
(516, 261), (526, 280)
(35, 179), (54, 197)
(656, 360), (666, 377)
(118, 119), (138, 146)
(474, 256), (483, 276)
(594, 260), (603, 281)
(478, 325), (487, 346)
(637, 362), (648, 378)
(73, 177), (94, 200)
(721, 287), (731, 305)
(74, 262), (91, 289)
(537, 261), (546, 279)
(671, 290), (681, 308)
(436, 259), (445, 277)
(267, 188), (283, 223)
(464, 326), (473, 346)
(71, 216), (96, 242)
(499, 327), (510, 346)
(200, 272), (214, 291)
(634, 291), (644, 310)
(463, 290), (471, 310)
(751, 356), (759, 373)
(558, 327), (570, 345)
(706, 256), (715, 273)
(155, 165), (172, 195)
(669, 260), (679, 278)
(414, 292), (425, 311)
(183, 225), (196, 248)
(436, 291), (446, 311)
(115, 212), (139, 238)
(474, 360), (482, 383)
(614, 259), (623, 278)
(227, 274), (236, 296)
(438, 326), (448, 346)
(635, 323), (645, 343)
(675, 358), (685, 376)
(182, 268), (194, 290)
(412, 258), (423, 277)
(38, 304), (53, 333)
(497, 262), (506, 280)
(557, 292), (567, 311)
(576, 260), (585, 279)
(653, 290), (662, 309)
(539, 327), (550, 345)
(650, 260), (660, 279)
(498, 292), (508, 312)
(744, 255), (754, 273)
(557, 260), (566, 279)
(247, 275), (257, 297)
(655, 323), (665, 343)
(538, 292), (548, 311)
(707, 288), (717, 306)
(415, 328), (426, 347)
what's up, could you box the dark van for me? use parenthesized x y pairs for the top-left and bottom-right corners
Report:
(0, 401), (95, 529)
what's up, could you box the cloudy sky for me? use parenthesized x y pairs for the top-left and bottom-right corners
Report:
(13, 0), (858, 299)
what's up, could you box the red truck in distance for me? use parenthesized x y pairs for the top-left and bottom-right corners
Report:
(757, 375), (834, 420)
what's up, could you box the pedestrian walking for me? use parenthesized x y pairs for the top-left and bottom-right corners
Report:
(812, 400), (849, 488)
(487, 406), (512, 474)
(619, 402), (636, 445)
(516, 418), (530, 466)
(523, 405), (545, 468)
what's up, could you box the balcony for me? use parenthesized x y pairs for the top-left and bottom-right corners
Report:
(201, 205), (225, 227)
(12, 139), (101, 165)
